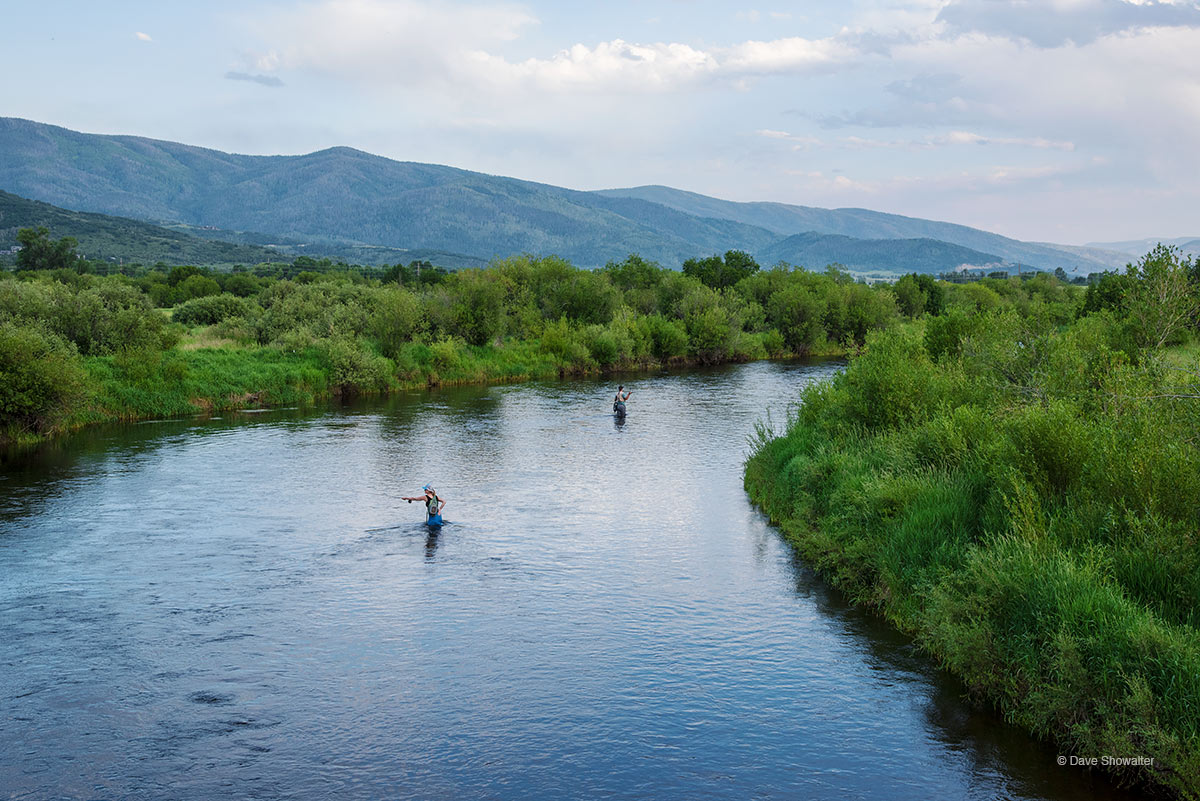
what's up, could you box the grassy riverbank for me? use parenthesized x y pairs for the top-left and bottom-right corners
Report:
(2, 251), (874, 447)
(69, 336), (845, 434)
(745, 249), (1200, 798)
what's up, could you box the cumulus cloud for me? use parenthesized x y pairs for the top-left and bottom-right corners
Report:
(470, 34), (852, 93)
(720, 36), (852, 76)
(225, 71), (285, 88)
(241, 0), (538, 86)
(134, 32), (152, 42)
(241, 0), (853, 94)
(937, 0), (1200, 47)
(475, 40), (718, 91)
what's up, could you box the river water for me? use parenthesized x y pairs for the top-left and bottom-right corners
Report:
(1, 361), (1137, 800)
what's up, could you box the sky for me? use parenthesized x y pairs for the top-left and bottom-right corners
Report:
(4, 0), (1200, 244)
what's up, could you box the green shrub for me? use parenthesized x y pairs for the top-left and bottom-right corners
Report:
(761, 327), (786, 356)
(444, 270), (506, 346)
(0, 280), (173, 355)
(175, 273), (223, 302)
(173, 294), (256, 326)
(321, 339), (393, 395)
(580, 324), (620, 366)
(371, 287), (425, 359)
(429, 337), (465, 370)
(643, 314), (688, 360)
(539, 317), (590, 366)
(925, 307), (983, 361)
(768, 284), (825, 354)
(0, 323), (86, 433)
(841, 327), (942, 430)
(255, 282), (374, 345)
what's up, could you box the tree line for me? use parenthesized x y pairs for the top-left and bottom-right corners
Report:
(4, 226), (1193, 444)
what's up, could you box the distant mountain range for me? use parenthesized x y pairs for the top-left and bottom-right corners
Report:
(0, 190), (280, 266)
(1086, 236), (1200, 258)
(0, 190), (486, 269)
(757, 232), (1004, 274)
(0, 117), (1135, 274)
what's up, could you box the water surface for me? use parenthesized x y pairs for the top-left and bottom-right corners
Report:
(1, 362), (1136, 799)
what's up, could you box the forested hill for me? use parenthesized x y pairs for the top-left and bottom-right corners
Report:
(0, 117), (1128, 273)
(759, 232), (1004, 275)
(595, 185), (1128, 273)
(0, 190), (281, 266)
(0, 191), (488, 269)
(0, 118), (776, 268)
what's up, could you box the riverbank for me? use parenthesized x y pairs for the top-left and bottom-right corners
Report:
(745, 319), (1200, 799)
(2, 252), (894, 449)
(2, 334), (850, 451)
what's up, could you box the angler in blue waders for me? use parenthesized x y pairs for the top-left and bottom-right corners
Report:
(403, 485), (446, 526)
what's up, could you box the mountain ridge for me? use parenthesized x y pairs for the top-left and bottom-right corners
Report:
(759, 232), (1004, 274)
(595, 185), (1127, 273)
(0, 117), (1131, 273)
(0, 189), (486, 269)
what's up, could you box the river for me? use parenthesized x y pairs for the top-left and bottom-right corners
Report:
(0, 361), (1137, 800)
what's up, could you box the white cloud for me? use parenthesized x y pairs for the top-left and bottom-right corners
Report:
(475, 39), (719, 91)
(721, 36), (853, 75)
(242, 0), (854, 94)
(241, 0), (538, 84)
(884, 25), (1200, 148)
(134, 31), (152, 42)
(469, 34), (851, 93)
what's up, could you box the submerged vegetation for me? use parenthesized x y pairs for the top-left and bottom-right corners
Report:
(746, 244), (1200, 798)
